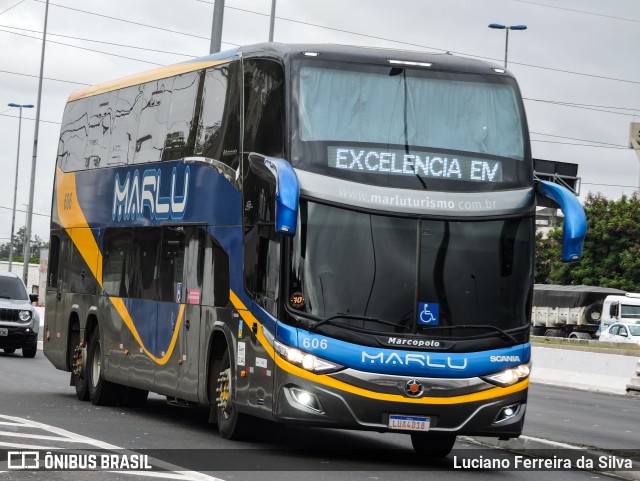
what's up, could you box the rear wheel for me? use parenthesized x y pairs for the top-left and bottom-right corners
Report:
(410, 432), (456, 457)
(87, 325), (121, 405)
(3, 348), (16, 354)
(213, 349), (251, 440)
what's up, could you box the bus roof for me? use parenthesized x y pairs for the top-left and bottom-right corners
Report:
(68, 43), (510, 102)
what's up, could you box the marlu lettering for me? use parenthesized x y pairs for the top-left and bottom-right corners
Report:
(112, 166), (189, 221)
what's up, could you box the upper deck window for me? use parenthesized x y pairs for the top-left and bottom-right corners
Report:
(292, 61), (530, 192)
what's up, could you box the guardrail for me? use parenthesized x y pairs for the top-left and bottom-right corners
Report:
(530, 337), (640, 395)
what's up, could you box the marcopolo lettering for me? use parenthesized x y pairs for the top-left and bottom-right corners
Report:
(112, 166), (189, 221)
(328, 147), (502, 183)
(386, 337), (441, 348)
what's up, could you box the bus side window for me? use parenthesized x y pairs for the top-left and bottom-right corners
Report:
(243, 58), (285, 158)
(85, 92), (117, 169)
(163, 71), (201, 161)
(195, 64), (241, 172)
(244, 225), (279, 316)
(57, 98), (91, 172)
(110, 85), (144, 165)
(48, 234), (61, 288)
(102, 229), (131, 298)
(134, 78), (173, 164)
(159, 227), (186, 303)
(129, 228), (160, 300)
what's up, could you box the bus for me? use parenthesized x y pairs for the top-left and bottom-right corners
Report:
(44, 43), (586, 455)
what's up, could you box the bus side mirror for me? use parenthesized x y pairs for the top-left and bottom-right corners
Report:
(536, 180), (587, 263)
(248, 153), (300, 236)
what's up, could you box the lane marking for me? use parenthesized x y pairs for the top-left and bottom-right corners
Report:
(0, 441), (59, 450)
(0, 431), (90, 443)
(0, 414), (225, 481)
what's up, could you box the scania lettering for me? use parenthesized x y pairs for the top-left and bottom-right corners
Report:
(44, 43), (586, 457)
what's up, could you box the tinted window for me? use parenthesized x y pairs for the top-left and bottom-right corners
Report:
(159, 227), (185, 302)
(163, 71), (201, 161)
(57, 98), (90, 171)
(243, 59), (285, 157)
(110, 86), (144, 165)
(129, 228), (159, 299)
(85, 92), (117, 169)
(0, 276), (28, 300)
(48, 235), (61, 288)
(134, 78), (173, 164)
(195, 64), (241, 171)
(103, 230), (131, 297)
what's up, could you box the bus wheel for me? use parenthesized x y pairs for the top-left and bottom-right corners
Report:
(214, 349), (251, 440)
(410, 433), (456, 457)
(87, 325), (121, 406)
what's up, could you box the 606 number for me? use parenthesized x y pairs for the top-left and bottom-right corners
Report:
(302, 338), (328, 350)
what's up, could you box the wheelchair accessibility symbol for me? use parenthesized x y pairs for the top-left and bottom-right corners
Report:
(418, 302), (439, 325)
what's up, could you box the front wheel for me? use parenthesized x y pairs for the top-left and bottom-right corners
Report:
(410, 432), (456, 457)
(213, 349), (251, 440)
(22, 341), (37, 358)
(87, 326), (121, 405)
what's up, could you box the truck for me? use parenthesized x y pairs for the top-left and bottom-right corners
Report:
(531, 284), (640, 339)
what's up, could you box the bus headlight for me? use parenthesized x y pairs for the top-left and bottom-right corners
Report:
(274, 340), (343, 373)
(482, 364), (530, 387)
(19, 310), (32, 322)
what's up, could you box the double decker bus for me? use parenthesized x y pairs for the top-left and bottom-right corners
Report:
(44, 43), (586, 455)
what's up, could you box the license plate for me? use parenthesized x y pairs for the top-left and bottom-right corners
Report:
(388, 415), (430, 432)
(0, 328), (7, 337)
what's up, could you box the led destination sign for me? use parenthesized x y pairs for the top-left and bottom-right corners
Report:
(328, 147), (503, 183)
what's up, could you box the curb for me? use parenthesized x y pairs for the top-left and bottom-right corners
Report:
(464, 435), (640, 480)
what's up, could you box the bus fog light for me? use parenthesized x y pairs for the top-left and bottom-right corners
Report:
(494, 403), (520, 424)
(289, 387), (323, 412)
(482, 363), (530, 387)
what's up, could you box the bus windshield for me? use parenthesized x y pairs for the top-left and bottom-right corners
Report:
(288, 201), (533, 337)
(292, 62), (530, 191)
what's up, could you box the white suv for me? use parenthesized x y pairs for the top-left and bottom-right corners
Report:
(0, 271), (39, 358)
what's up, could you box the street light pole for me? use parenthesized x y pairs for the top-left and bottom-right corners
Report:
(488, 23), (527, 68)
(268, 0), (277, 42)
(210, 0), (225, 54)
(23, 0), (49, 287)
(7, 103), (34, 272)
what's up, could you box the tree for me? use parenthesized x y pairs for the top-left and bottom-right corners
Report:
(536, 193), (640, 291)
(0, 226), (47, 264)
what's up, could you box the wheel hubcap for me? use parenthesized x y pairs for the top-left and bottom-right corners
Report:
(216, 366), (232, 419)
(92, 341), (101, 389)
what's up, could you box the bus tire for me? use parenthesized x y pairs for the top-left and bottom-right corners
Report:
(87, 325), (121, 406)
(68, 328), (89, 401)
(214, 349), (251, 440)
(410, 432), (456, 457)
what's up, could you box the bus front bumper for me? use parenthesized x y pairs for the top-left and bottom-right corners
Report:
(272, 364), (528, 438)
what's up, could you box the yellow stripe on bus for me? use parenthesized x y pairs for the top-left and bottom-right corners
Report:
(228, 290), (527, 405)
(55, 167), (184, 365)
(109, 298), (185, 366)
(68, 59), (232, 101)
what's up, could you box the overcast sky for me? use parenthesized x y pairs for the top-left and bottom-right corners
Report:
(0, 0), (638, 242)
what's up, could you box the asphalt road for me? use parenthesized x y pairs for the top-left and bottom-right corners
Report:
(0, 350), (635, 481)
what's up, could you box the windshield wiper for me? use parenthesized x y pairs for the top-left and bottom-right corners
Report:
(420, 324), (519, 344)
(311, 313), (412, 332)
(0, 296), (11, 299)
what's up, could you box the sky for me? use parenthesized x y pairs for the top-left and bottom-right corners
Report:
(0, 0), (639, 244)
